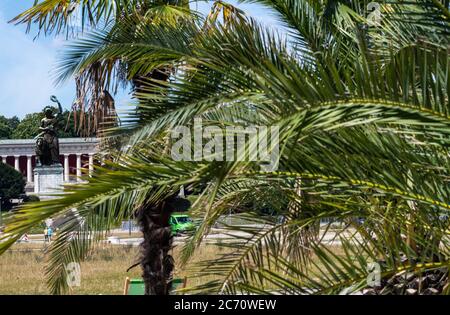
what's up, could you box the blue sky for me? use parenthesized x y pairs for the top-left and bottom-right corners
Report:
(0, 1), (280, 119)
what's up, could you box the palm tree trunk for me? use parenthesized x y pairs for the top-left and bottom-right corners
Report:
(136, 195), (191, 295)
(136, 201), (174, 295)
(130, 3), (192, 294)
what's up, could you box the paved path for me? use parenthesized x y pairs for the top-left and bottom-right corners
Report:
(11, 226), (361, 247)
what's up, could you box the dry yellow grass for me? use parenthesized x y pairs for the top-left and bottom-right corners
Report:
(0, 242), (232, 295)
(0, 242), (345, 295)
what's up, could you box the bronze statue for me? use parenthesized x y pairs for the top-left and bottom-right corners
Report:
(35, 96), (63, 166)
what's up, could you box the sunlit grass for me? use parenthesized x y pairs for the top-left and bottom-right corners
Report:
(0, 242), (232, 295)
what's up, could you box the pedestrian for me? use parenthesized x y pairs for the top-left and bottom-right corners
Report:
(44, 226), (48, 242)
(48, 226), (53, 242)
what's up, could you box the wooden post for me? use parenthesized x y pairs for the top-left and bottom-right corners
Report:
(123, 277), (130, 295)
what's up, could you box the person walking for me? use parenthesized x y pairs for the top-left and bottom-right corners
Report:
(44, 226), (49, 243)
(47, 226), (53, 242)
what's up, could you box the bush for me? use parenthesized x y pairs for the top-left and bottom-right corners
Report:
(0, 163), (25, 210)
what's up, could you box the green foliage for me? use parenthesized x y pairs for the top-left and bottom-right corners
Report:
(10, 0), (157, 37)
(2, 0), (450, 295)
(10, 0), (194, 135)
(10, 112), (42, 139)
(0, 163), (25, 210)
(0, 122), (10, 139)
(0, 116), (20, 139)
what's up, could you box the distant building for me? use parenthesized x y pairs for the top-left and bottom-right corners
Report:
(0, 138), (99, 192)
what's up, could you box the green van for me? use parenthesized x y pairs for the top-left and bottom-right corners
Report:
(169, 214), (195, 236)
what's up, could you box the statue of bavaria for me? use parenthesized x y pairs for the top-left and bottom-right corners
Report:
(35, 96), (63, 166)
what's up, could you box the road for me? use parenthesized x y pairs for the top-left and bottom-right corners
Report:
(15, 226), (360, 246)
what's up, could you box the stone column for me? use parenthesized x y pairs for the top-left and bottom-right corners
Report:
(64, 154), (70, 182)
(76, 154), (82, 182)
(14, 155), (20, 172)
(88, 153), (94, 177)
(0, 155), (6, 163)
(27, 155), (33, 183)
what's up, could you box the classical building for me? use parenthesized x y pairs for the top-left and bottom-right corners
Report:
(0, 138), (99, 189)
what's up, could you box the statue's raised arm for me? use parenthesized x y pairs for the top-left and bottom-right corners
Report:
(50, 95), (63, 116)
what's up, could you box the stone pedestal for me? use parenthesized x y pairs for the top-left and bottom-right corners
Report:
(34, 164), (64, 198)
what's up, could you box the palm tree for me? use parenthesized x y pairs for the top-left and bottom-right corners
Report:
(8, 0), (196, 295)
(11, 0), (193, 136)
(1, 0), (449, 295)
(4, 0), (243, 295)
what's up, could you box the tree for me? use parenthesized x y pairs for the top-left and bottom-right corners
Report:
(11, 113), (42, 139)
(6, 0), (195, 295)
(1, 0), (449, 296)
(10, 0), (193, 136)
(0, 115), (20, 139)
(0, 122), (10, 139)
(0, 163), (25, 211)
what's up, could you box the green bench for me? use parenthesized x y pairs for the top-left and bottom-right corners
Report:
(123, 277), (187, 295)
